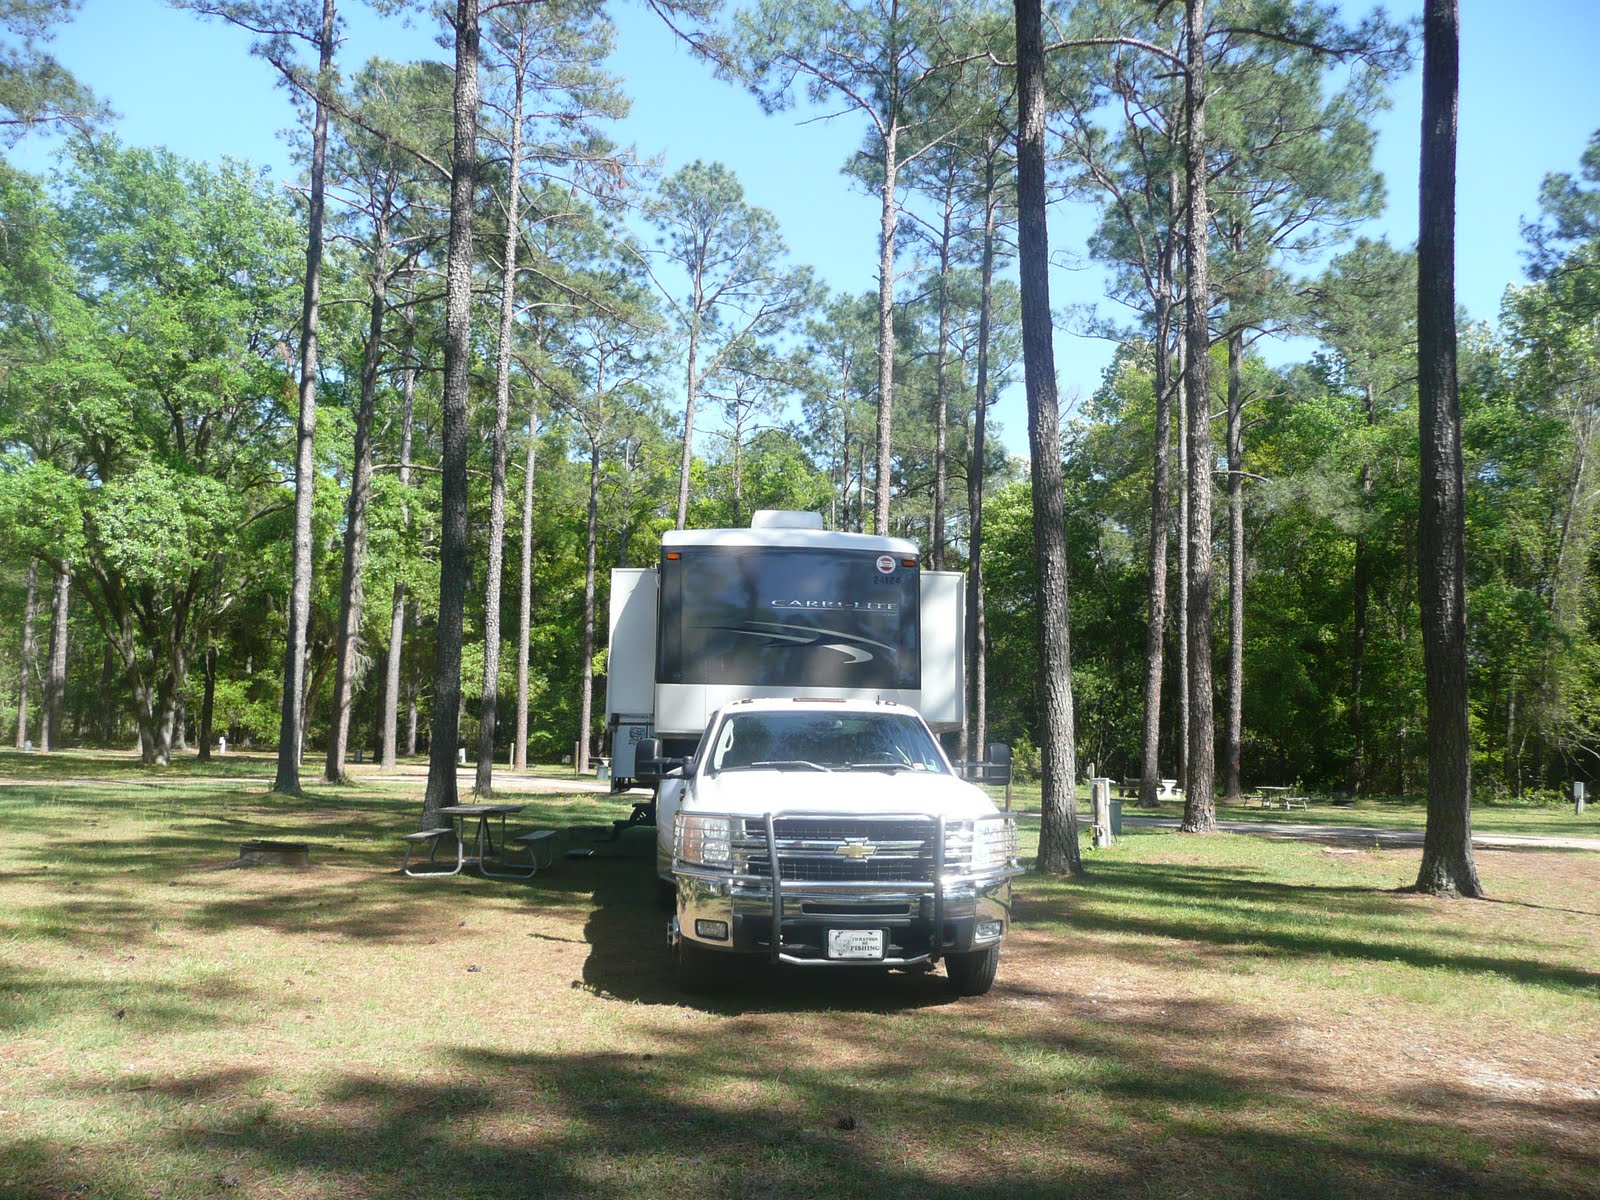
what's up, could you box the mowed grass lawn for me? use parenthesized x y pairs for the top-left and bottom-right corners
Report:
(989, 780), (1600, 839)
(2, 752), (1597, 1199)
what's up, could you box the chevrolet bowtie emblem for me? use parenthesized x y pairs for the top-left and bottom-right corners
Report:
(835, 841), (877, 860)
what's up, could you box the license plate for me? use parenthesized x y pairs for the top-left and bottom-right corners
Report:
(827, 929), (885, 960)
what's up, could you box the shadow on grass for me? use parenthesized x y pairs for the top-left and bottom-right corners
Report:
(1025, 860), (1600, 997)
(9, 998), (1597, 1199)
(574, 833), (962, 1016)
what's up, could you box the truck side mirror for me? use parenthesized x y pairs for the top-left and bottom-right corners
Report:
(986, 743), (1013, 787)
(637, 737), (663, 781)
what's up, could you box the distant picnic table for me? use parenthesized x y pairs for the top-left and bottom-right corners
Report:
(1245, 786), (1307, 810)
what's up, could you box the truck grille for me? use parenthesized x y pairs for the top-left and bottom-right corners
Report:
(733, 818), (938, 883)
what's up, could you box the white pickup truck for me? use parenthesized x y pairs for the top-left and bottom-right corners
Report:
(651, 697), (1022, 995)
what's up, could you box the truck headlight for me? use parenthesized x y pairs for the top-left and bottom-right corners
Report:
(956, 818), (1018, 872)
(677, 814), (732, 868)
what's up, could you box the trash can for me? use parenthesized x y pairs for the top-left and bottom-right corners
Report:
(597, 758), (611, 782)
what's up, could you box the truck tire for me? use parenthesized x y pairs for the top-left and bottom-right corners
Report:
(657, 877), (677, 912)
(944, 945), (999, 997)
(675, 937), (725, 994)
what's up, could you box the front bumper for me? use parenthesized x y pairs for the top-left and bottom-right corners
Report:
(672, 808), (1021, 967)
(677, 873), (1014, 966)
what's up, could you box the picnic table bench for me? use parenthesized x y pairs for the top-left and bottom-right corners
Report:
(1119, 777), (1181, 800)
(401, 805), (557, 879)
(1245, 787), (1308, 810)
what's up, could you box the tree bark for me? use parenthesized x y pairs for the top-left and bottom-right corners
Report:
(98, 640), (115, 746)
(1015, 0), (1082, 875)
(197, 644), (216, 762)
(1224, 327), (1244, 801)
(514, 392), (538, 770)
(1176, 332), (1189, 793)
(1350, 383), (1374, 795)
(873, 121), (900, 536)
(675, 305), (701, 530)
(1414, 0), (1482, 897)
(423, 0), (481, 830)
(1180, 0), (1217, 834)
(932, 180), (954, 570)
(1138, 194), (1178, 809)
(326, 211), (390, 783)
(475, 68), (527, 797)
(964, 152), (998, 766)
(15, 558), (37, 749)
(273, 0), (336, 795)
(381, 355), (415, 769)
(44, 564), (68, 750)
(577, 439), (601, 775)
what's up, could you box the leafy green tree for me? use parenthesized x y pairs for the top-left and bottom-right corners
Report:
(5, 141), (300, 764)
(1522, 128), (1600, 322)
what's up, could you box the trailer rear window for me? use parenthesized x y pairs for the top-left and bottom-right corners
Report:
(656, 547), (920, 690)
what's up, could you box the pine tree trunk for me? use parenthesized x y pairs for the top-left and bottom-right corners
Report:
(327, 214), (390, 783)
(15, 558), (37, 748)
(381, 353), (416, 770)
(43, 565), (68, 750)
(873, 122), (900, 536)
(423, 0), (481, 830)
(1139, 213), (1178, 809)
(676, 312), (701, 530)
(406, 655), (419, 756)
(1015, 0), (1082, 875)
(514, 395), (538, 770)
(577, 440), (601, 775)
(274, 0), (336, 795)
(932, 186), (953, 570)
(839, 432), (850, 532)
(1224, 328), (1244, 801)
(98, 641), (115, 746)
(475, 75), (526, 797)
(1350, 383), (1374, 795)
(964, 156), (998, 765)
(197, 645), (216, 762)
(1414, 0), (1482, 897)
(1173, 337), (1190, 798)
(1180, 0), (1217, 834)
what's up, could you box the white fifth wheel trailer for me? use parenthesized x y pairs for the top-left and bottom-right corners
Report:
(604, 509), (966, 790)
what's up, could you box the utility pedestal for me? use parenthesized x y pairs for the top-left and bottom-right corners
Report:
(1089, 777), (1115, 849)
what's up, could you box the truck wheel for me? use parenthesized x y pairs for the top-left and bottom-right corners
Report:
(656, 877), (677, 912)
(675, 936), (725, 994)
(945, 945), (999, 997)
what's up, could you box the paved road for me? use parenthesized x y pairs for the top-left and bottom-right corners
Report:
(1118, 814), (1600, 852)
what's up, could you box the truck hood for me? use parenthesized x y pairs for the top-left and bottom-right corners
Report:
(685, 768), (998, 819)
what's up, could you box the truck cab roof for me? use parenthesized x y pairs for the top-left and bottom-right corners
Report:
(714, 696), (926, 718)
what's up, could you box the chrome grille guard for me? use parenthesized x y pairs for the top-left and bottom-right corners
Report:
(675, 808), (1023, 965)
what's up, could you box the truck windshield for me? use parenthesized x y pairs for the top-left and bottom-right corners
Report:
(656, 546), (920, 690)
(705, 711), (949, 775)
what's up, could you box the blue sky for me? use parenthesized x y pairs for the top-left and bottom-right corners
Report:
(14, 0), (1600, 459)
